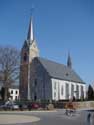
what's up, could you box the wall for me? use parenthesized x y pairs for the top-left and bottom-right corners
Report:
(51, 78), (86, 100)
(73, 101), (94, 109)
(30, 58), (52, 101)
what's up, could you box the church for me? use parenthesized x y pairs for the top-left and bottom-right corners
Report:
(20, 17), (86, 101)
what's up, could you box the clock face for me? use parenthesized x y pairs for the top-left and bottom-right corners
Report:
(23, 52), (28, 62)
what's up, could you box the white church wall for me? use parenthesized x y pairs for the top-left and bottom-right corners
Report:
(51, 78), (59, 101)
(51, 78), (67, 100)
(51, 78), (86, 101)
(59, 81), (66, 100)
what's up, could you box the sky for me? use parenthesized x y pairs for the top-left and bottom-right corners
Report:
(0, 0), (94, 84)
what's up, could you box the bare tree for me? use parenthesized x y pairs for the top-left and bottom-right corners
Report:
(0, 46), (20, 100)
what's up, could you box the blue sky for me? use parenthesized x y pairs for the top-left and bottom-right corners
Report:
(0, 0), (94, 84)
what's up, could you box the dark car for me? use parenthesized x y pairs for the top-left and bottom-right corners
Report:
(31, 103), (40, 109)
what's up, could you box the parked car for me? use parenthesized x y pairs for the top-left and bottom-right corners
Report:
(12, 103), (19, 110)
(18, 103), (28, 111)
(31, 103), (40, 109)
(0, 102), (19, 110)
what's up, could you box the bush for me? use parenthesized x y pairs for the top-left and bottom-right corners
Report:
(46, 103), (54, 110)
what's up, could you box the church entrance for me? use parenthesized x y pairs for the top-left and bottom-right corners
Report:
(34, 93), (37, 101)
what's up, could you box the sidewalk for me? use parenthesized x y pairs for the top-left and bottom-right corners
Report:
(0, 114), (40, 124)
(76, 108), (94, 112)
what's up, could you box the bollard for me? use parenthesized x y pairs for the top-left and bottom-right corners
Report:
(91, 113), (94, 125)
(87, 113), (91, 125)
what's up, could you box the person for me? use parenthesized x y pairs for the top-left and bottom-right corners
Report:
(65, 103), (68, 115)
(73, 96), (76, 101)
(65, 101), (73, 116)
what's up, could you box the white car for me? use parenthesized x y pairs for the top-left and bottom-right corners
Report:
(0, 102), (19, 110)
(12, 103), (19, 110)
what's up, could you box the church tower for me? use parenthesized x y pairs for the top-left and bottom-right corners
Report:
(20, 17), (39, 100)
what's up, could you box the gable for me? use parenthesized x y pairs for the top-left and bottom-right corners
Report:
(30, 40), (39, 52)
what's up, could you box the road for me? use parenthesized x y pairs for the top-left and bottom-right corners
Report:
(28, 109), (87, 125)
(0, 109), (92, 125)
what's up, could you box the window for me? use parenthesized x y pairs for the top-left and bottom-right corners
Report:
(71, 84), (74, 97)
(54, 92), (56, 98)
(15, 91), (18, 94)
(61, 85), (63, 95)
(11, 90), (13, 94)
(23, 53), (28, 62)
(65, 83), (69, 99)
(35, 79), (37, 86)
(11, 96), (13, 100)
(15, 96), (18, 100)
(81, 86), (84, 98)
(54, 82), (56, 90)
(76, 85), (79, 99)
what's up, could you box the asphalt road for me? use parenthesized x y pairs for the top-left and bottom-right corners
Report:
(0, 109), (93, 125)
(28, 109), (86, 125)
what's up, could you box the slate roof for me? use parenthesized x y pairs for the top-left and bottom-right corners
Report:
(36, 57), (85, 84)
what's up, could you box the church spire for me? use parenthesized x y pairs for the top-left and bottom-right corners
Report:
(27, 17), (34, 42)
(67, 52), (72, 69)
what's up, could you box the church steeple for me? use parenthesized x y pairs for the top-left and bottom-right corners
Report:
(20, 15), (39, 100)
(27, 17), (34, 42)
(67, 52), (72, 69)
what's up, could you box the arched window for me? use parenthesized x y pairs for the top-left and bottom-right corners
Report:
(54, 82), (56, 90)
(35, 79), (37, 86)
(61, 85), (63, 95)
(23, 52), (27, 62)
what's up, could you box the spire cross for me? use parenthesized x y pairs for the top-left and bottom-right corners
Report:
(30, 5), (34, 17)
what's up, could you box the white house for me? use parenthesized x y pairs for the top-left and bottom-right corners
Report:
(0, 83), (19, 101)
(8, 86), (19, 101)
(0, 71), (19, 101)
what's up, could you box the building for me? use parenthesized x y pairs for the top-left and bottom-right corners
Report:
(8, 85), (19, 101)
(20, 17), (86, 101)
(0, 84), (19, 101)
(0, 71), (19, 101)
